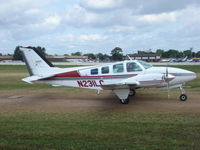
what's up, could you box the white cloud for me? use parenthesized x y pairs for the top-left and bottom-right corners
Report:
(80, 0), (122, 11)
(56, 34), (75, 43)
(78, 34), (103, 42)
(1, 0), (200, 54)
(25, 8), (41, 15)
(43, 15), (61, 26)
(138, 11), (177, 24)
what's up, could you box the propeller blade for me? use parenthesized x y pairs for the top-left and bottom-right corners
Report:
(166, 64), (170, 98)
(166, 65), (168, 77)
(167, 82), (170, 98)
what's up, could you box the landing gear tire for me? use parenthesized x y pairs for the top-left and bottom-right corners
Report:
(180, 94), (187, 101)
(129, 89), (136, 96)
(120, 97), (129, 104)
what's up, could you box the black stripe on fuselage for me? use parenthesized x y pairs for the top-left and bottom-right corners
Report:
(32, 47), (54, 67)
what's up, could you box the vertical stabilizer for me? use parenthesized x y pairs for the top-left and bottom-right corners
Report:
(20, 46), (54, 76)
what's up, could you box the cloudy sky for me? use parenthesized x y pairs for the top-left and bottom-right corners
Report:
(1, 0), (200, 55)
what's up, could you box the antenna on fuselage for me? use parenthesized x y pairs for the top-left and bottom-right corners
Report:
(127, 55), (133, 61)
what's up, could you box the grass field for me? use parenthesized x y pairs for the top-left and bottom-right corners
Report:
(0, 65), (200, 150)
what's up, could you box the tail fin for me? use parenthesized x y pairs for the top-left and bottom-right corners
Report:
(20, 46), (54, 76)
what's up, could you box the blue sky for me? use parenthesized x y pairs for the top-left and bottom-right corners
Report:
(1, 0), (200, 55)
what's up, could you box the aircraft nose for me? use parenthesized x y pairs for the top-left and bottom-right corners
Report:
(184, 70), (196, 81)
(191, 71), (197, 80)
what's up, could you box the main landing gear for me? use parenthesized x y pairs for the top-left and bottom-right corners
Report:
(179, 86), (187, 101)
(129, 88), (136, 96)
(119, 89), (136, 104)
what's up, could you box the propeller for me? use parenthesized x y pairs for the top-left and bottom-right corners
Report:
(163, 65), (175, 98)
(166, 66), (170, 98)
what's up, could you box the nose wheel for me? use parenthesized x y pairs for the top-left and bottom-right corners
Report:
(179, 86), (187, 101)
(180, 94), (187, 101)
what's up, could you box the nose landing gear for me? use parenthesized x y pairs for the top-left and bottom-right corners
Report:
(179, 86), (187, 101)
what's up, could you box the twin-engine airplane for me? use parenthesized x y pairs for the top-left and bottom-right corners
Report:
(20, 46), (196, 104)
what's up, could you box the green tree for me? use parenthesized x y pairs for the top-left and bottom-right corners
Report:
(162, 49), (180, 58)
(196, 51), (200, 57)
(96, 53), (110, 61)
(0, 53), (2, 56)
(156, 49), (164, 54)
(13, 46), (23, 60)
(138, 51), (147, 54)
(177, 51), (184, 58)
(71, 52), (82, 56)
(96, 53), (104, 60)
(192, 52), (196, 58)
(183, 50), (192, 58)
(35, 46), (46, 56)
(84, 53), (96, 59)
(111, 47), (123, 61)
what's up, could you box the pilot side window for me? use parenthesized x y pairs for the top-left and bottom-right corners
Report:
(91, 68), (98, 75)
(101, 66), (109, 74)
(113, 63), (124, 73)
(126, 62), (142, 72)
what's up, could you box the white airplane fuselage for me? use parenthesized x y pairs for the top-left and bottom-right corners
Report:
(36, 61), (196, 90)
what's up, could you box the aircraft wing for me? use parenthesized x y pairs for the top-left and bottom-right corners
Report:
(101, 80), (140, 90)
(100, 73), (166, 90)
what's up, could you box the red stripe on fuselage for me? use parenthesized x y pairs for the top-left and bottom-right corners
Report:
(81, 74), (137, 78)
(54, 71), (81, 77)
(54, 71), (137, 78)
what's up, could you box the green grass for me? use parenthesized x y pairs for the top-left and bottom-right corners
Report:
(0, 65), (200, 149)
(0, 112), (200, 150)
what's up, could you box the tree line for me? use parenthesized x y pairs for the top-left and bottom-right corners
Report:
(8, 46), (200, 61)
(139, 48), (200, 59)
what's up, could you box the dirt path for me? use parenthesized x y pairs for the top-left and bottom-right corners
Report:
(0, 89), (200, 114)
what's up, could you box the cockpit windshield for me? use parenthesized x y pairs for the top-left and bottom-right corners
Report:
(138, 60), (152, 69)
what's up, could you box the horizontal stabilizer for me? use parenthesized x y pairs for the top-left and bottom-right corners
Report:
(22, 75), (53, 84)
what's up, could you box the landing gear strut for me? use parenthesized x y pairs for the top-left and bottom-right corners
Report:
(179, 86), (187, 101)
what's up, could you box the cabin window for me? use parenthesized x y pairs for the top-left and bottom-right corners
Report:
(126, 62), (142, 72)
(113, 63), (124, 73)
(138, 60), (152, 69)
(91, 68), (98, 75)
(101, 66), (109, 74)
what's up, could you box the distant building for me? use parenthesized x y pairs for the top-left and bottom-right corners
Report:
(127, 54), (161, 62)
(46, 56), (66, 62)
(0, 55), (88, 62)
(0, 56), (13, 61)
(47, 55), (88, 62)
